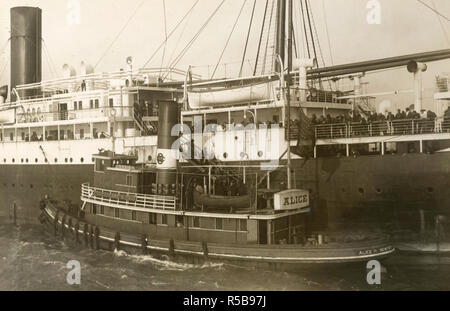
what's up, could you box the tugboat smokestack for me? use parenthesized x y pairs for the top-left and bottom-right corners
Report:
(156, 101), (179, 194)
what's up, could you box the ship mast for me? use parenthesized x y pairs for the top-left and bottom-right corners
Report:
(277, 0), (293, 189)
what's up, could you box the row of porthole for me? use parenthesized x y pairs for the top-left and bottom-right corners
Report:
(4, 183), (75, 189)
(350, 187), (434, 194)
(3, 158), (95, 163)
(222, 151), (265, 159)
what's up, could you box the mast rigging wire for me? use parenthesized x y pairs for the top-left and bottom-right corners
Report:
(240, 0), (257, 77)
(299, 0), (311, 59)
(321, 0), (334, 65)
(159, 0), (168, 78)
(253, 0), (269, 75)
(211, 0), (247, 79)
(431, 0), (450, 46)
(94, 0), (147, 69)
(143, 0), (201, 68)
(161, 0), (226, 81)
(416, 0), (450, 21)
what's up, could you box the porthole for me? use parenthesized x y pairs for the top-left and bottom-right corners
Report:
(234, 136), (238, 141)
(223, 153), (228, 159)
(25, 159), (29, 163)
(21, 159), (24, 163)
(240, 152), (245, 159)
(148, 155), (152, 162)
(35, 158), (38, 163)
(358, 188), (365, 194)
(12, 159), (15, 163)
(45, 158), (48, 163)
(3, 159), (5, 163)
(70, 158), (73, 163)
(376, 188), (382, 194)
(65, 158), (68, 163)
(257, 151), (264, 158)
(81, 158), (84, 163)
(54, 158), (58, 163)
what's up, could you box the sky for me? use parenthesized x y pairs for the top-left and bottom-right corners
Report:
(1, 0), (450, 111)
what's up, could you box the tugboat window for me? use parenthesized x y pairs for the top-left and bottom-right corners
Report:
(193, 217), (200, 228)
(216, 218), (223, 230)
(176, 215), (184, 227)
(149, 213), (157, 224)
(161, 214), (168, 225)
(114, 208), (120, 218)
(126, 175), (132, 186)
(100, 206), (104, 215)
(92, 204), (97, 215)
(132, 211), (137, 221)
(239, 219), (247, 231)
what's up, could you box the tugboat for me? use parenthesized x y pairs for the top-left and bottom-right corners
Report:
(39, 101), (394, 270)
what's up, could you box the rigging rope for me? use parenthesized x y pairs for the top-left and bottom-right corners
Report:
(42, 39), (59, 78)
(165, 4), (194, 73)
(240, 0), (257, 77)
(416, 0), (450, 21)
(211, 0), (247, 79)
(431, 0), (450, 46)
(159, 0), (168, 78)
(161, 0), (226, 81)
(321, 0), (334, 65)
(261, 0), (276, 75)
(254, 0), (269, 76)
(143, 0), (200, 68)
(94, 0), (147, 69)
(299, 0), (311, 59)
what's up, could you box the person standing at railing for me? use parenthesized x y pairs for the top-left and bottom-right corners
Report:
(81, 80), (86, 92)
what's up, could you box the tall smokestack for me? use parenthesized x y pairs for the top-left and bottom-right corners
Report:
(10, 7), (42, 102)
(156, 101), (179, 195)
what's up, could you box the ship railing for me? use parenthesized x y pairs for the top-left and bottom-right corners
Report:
(81, 183), (177, 211)
(315, 118), (450, 139)
(14, 106), (134, 125)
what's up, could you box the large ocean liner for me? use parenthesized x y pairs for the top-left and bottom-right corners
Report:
(1, 2), (450, 243)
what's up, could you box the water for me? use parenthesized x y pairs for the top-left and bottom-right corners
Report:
(0, 223), (449, 291)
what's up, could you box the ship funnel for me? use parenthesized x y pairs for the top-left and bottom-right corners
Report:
(155, 101), (179, 195)
(407, 61), (427, 112)
(10, 7), (42, 102)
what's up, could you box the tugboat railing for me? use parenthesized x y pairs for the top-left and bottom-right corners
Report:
(81, 183), (177, 211)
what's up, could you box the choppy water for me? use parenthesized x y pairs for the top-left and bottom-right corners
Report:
(0, 223), (449, 291)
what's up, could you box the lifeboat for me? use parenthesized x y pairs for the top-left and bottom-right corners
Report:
(193, 189), (251, 210)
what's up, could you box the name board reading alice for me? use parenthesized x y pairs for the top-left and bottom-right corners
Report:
(274, 189), (310, 211)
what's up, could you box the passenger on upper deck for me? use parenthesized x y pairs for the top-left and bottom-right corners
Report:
(81, 80), (86, 92)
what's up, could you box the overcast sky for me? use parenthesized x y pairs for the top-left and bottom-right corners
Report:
(1, 0), (450, 110)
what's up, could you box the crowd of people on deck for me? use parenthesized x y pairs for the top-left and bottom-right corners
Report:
(310, 106), (450, 136)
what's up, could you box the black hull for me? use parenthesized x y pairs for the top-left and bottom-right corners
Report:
(0, 165), (93, 224)
(1, 152), (449, 237)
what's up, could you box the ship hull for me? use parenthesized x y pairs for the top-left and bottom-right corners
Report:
(0, 164), (93, 224)
(1, 152), (449, 236)
(292, 152), (450, 234)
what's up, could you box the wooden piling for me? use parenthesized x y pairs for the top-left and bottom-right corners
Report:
(169, 238), (175, 257)
(114, 232), (121, 251)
